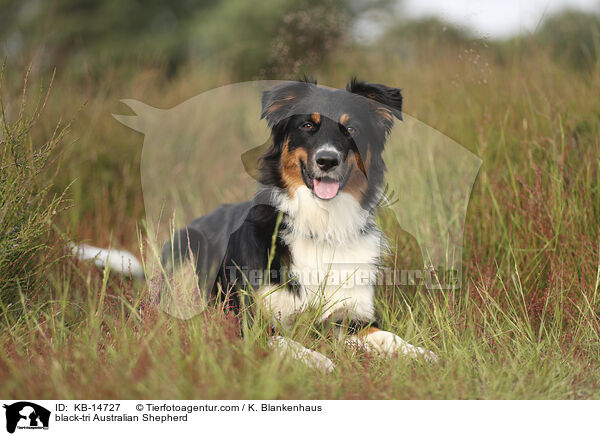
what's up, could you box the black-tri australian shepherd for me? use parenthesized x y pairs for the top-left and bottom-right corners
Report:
(163, 78), (437, 371)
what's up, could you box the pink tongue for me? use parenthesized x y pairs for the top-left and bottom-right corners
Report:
(313, 179), (340, 199)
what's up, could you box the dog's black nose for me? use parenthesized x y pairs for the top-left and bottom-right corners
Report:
(315, 149), (340, 171)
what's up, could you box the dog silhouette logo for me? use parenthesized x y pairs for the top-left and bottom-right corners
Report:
(2, 402), (50, 433)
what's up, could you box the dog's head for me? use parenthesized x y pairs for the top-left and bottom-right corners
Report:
(259, 78), (402, 208)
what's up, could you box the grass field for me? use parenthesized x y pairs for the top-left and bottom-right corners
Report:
(1, 39), (599, 399)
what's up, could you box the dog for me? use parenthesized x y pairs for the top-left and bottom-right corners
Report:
(162, 78), (437, 371)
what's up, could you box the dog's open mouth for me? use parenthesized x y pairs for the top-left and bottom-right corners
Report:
(301, 161), (351, 200)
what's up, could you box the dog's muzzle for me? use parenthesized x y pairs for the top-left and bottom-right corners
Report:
(303, 146), (349, 200)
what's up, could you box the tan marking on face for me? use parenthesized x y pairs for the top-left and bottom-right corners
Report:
(339, 113), (350, 125)
(343, 145), (371, 202)
(281, 139), (308, 195)
(311, 112), (321, 124)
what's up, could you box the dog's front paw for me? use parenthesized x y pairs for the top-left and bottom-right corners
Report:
(301, 347), (336, 373)
(269, 336), (335, 373)
(361, 330), (438, 363)
(405, 344), (438, 364)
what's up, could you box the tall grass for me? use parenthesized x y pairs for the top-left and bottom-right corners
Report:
(1, 40), (599, 399)
(0, 66), (69, 310)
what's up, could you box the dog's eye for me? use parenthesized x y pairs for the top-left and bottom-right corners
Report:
(301, 122), (314, 130)
(346, 126), (358, 135)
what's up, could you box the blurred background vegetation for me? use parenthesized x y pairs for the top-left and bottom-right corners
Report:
(1, 0), (598, 80)
(0, 0), (377, 79)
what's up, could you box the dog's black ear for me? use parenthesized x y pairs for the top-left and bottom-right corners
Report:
(346, 78), (403, 134)
(261, 81), (313, 127)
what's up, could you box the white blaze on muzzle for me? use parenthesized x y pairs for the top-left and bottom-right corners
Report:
(312, 144), (343, 200)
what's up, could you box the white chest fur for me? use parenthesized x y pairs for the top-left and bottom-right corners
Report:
(261, 187), (382, 323)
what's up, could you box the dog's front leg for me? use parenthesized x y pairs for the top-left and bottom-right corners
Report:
(347, 327), (438, 363)
(268, 336), (335, 373)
